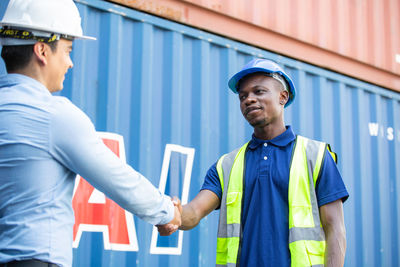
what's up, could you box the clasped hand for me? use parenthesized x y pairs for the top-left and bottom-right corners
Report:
(156, 196), (182, 236)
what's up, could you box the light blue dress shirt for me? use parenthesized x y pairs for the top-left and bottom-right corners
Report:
(0, 74), (174, 266)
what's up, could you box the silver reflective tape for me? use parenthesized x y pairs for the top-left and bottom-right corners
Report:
(305, 138), (322, 227)
(217, 148), (240, 238)
(226, 223), (240, 238)
(288, 137), (325, 244)
(289, 226), (325, 243)
(216, 263), (237, 267)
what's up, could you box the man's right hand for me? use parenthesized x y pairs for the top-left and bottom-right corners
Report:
(157, 196), (182, 236)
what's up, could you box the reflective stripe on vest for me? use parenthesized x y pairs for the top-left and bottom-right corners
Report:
(288, 136), (326, 267)
(216, 143), (248, 266)
(215, 136), (327, 267)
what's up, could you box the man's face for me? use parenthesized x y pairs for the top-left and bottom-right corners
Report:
(46, 39), (73, 92)
(238, 73), (287, 128)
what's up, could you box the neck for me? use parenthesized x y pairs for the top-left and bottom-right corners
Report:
(253, 120), (286, 140)
(11, 64), (49, 92)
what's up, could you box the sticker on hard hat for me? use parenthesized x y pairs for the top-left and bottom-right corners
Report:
(0, 27), (60, 43)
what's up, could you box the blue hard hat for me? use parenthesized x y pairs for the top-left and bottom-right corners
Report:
(228, 58), (296, 107)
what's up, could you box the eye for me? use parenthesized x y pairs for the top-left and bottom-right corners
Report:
(239, 94), (246, 101)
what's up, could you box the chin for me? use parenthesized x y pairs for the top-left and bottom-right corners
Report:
(49, 86), (63, 93)
(247, 119), (263, 128)
(248, 117), (269, 128)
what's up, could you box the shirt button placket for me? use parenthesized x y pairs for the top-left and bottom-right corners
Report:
(263, 143), (268, 160)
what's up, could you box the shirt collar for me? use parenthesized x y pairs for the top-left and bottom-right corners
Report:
(248, 126), (296, 149)
(0, 73), (52, 96)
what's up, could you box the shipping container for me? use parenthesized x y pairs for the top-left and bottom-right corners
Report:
(109, 0), (400, 94)
(1, 0), (400, 266)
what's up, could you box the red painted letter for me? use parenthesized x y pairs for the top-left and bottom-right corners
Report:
(72, 133), (138, 251)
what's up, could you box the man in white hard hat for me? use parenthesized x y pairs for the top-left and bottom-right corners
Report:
(0, 0), (181, 266)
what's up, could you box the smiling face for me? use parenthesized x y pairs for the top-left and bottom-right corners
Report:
(238, 73), (288, 138)
(46, 39), (74, 92)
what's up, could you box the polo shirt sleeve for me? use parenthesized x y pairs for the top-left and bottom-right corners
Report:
(201, 161), (222, 201)
(48, 97), (174, 225)
(316, 149), (349, 207)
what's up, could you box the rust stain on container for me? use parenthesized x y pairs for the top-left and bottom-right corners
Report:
(108, 0), (400, 93)
(112, 0), (185, 21)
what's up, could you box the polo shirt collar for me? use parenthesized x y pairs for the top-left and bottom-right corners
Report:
(248, 126), (296, 149)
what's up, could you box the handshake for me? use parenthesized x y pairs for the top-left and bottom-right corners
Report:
(157, 196), (183, 236)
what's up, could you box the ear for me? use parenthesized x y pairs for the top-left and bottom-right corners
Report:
(33, 42), (50, 66)
(279, 90), (289, 106)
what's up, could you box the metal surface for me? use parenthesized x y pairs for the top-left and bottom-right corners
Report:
(109, 0), (400, 94)
(1, 0), (400, 266)
(180, 0), (399, 74)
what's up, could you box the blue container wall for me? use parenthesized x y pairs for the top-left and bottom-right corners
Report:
(1, 0), (400, 266)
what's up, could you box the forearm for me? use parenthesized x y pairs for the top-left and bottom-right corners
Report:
(50, 105), (173, 225)
(324, 226), (346, 267)
(179, 190), (220, 230)
(321, 199), (347, 267)
(81, 148), (175, 225)
(180, 204), (201, 230)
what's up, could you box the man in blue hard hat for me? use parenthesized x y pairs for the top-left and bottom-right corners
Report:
(0, 0), (182, 266)
(158, 58), (349, 267)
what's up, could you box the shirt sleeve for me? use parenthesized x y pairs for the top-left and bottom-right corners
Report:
(48, 98), (174, 225)
(316, 149), (349, 207)
(201, 161), (222, 201)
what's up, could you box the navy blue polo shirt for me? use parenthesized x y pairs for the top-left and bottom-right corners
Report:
(201, 126), (349, 267)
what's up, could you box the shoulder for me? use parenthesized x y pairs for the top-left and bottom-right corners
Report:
(295, 135), (324, 146)
(50, 96), (93, 129)
(201, 161), (222, 199)
(51, 96), (83, 115)
(48, 96), (97, 146)
(222, 142), (250, 160)
(317, 148), (349, 205)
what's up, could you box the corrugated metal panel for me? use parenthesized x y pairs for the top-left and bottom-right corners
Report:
(180, 0), (400, 75)
(109, 0), (400, 94)
(1, 0), (400, 266)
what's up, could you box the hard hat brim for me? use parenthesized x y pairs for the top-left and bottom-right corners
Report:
(0, 22), (96, 40)
(228, 66), (296, 107)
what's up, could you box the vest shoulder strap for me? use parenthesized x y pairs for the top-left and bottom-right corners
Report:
(294, 135), (329, 186)
(216, 142), (249, 194)
(289, 135), (329, 266)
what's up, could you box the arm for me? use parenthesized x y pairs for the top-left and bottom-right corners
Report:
(49, 99), (175, 226)
(157, 189), (220, 235)
(320, 199), (346, 267)
(180, 189), (220, 230)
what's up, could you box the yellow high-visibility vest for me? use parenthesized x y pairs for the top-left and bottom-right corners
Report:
(215, 135), (333, 267)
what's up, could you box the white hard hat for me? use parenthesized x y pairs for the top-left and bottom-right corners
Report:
(0, 0), (95, 45)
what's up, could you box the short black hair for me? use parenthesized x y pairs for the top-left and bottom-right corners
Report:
(1, 41), (58, 73)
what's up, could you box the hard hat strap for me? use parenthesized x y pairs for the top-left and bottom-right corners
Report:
(0, 26), (74, 44)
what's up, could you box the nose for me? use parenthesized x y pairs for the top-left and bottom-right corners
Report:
(244, 93), (257, 106)
(68, 56), (74, 69)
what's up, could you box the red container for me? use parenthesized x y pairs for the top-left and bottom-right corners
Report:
(111, 0), (400, 92)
